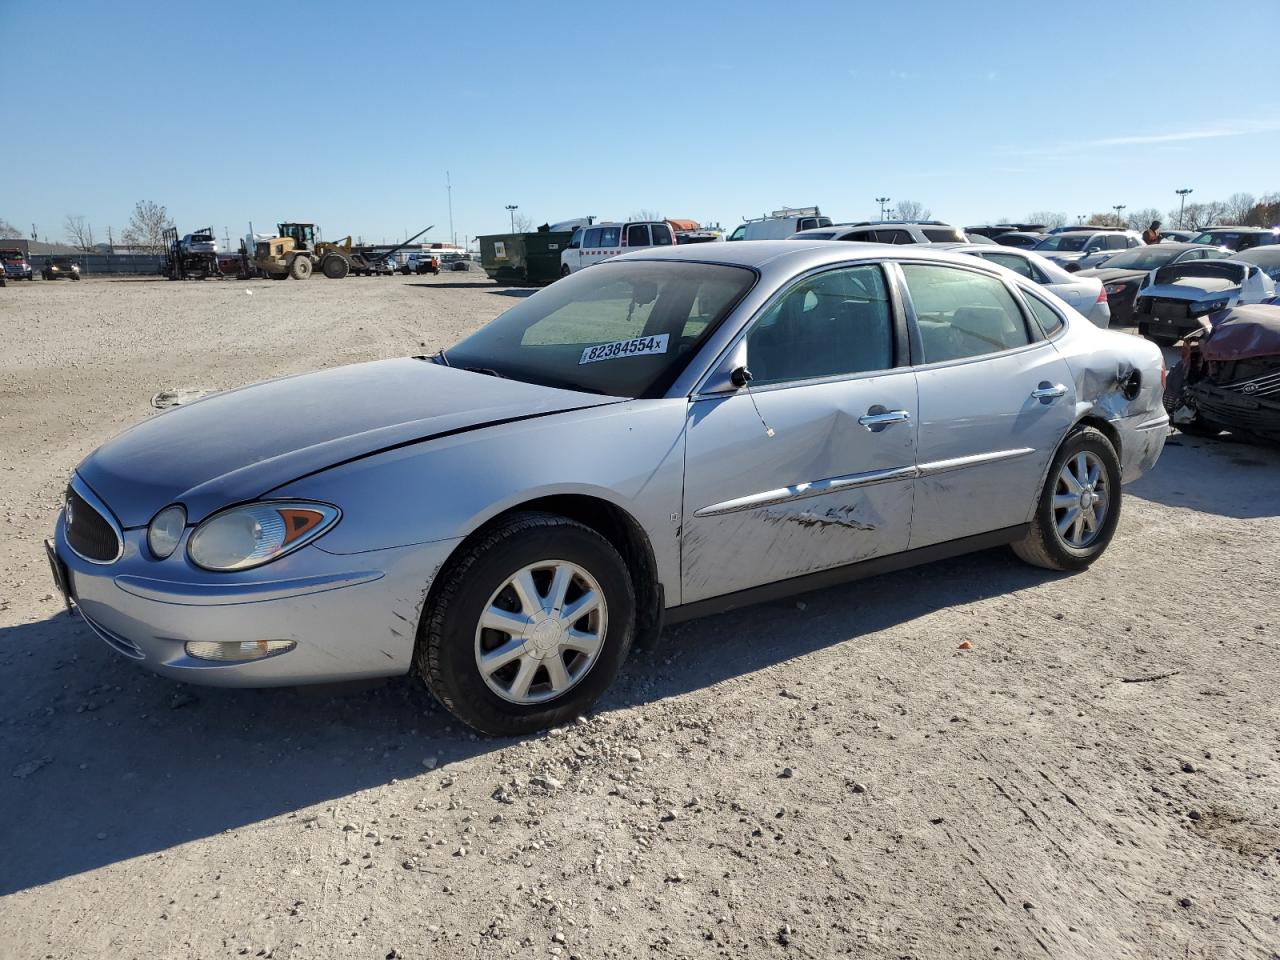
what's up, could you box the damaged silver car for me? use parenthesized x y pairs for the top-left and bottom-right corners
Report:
(48, 242), (1169, 734)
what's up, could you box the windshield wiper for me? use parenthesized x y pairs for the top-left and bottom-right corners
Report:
(461, 366), (508, 379)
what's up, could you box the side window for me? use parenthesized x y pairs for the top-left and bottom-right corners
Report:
(841, 230), (877, 242)
(1024, 293), (1065, 337)
(598, 227), (621, 248)
(1108, 235), (1129, 250)
(746, 265), (894, 386)
(626, 224), (651, 247)
(797, 218), (817, 231)
(567, 228), (582, 250)
(651, 223), (674, 246)
(981, 252), (1035, 280)
(583, 228), (602, 248)
(876, 229), (913, 244)
(900, 264), (1032, 363)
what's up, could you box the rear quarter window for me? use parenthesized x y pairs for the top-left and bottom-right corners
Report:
(1024, 293), (1065, 337)
(923, 228), (963, 242)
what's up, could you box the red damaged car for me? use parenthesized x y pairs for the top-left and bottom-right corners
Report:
(1164, 303), (1280, 445)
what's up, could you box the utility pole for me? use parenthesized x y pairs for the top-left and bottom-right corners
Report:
(1113, 204), (1126, 228)
(1176, 188), (1193, 229)
(875, 196), (890, 220)
(107, 226), (114, 254)
(505, 204), (519, 233)
(447, 171), (455, 248)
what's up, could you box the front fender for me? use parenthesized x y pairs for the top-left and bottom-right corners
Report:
(269, 399), (689, 598)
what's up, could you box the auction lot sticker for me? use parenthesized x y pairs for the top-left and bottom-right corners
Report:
(579, 334), (669, 364)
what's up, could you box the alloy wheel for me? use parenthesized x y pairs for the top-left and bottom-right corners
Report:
(1052, 451), (1109, 548)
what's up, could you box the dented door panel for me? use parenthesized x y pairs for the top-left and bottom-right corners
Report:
(680, 371), (917, 603)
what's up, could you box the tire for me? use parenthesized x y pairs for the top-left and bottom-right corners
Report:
(322, 255), (349, 279)
(1012, 426), (1122, 571)
(560, 264), (571, 278)
(269, 271), (289, 280)
(415, 512), (636, 736)
(289, 256), (312, 280)
(1162, 363), (1186, 415)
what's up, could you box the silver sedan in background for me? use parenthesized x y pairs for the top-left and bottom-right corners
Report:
(929, 243), (1111, 327)
(49, 242), (1168, 734)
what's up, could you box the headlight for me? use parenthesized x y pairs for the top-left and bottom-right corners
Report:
(147, 504), (186, 559)
(1195, 298), (1230, 315)
(1103, 282), (1130, 296)
(187, 501), (340, 571)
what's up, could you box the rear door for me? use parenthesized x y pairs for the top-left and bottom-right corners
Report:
(625, 223), (652, 250)
(681, 263), (917, 602)
(896, 261), (1075, 548)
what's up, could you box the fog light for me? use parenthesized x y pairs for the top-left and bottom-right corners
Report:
(185, 639), (296, 662)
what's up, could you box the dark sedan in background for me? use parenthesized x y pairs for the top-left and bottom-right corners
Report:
(1078, 243), (1229, 326)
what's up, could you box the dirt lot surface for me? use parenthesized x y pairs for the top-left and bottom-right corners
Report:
(1, 275), (1278, 960)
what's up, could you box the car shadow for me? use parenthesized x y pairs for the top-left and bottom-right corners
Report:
(405, 281), (498, 290)
(1127, 431), (1280, 519)
(0, 547), (1055, 896)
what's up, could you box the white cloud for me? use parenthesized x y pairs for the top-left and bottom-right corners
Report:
(1008, 118), (1280, 157)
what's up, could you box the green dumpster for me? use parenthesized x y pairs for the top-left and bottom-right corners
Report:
(480, 231), (573, 285)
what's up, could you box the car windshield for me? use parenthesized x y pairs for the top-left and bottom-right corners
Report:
(443, 260), (755, 398)
(1229, 248), (1280, 279)
(1096, 247), (1181, 270)
(1, 251), (22, 261)
(1034, 235), (1090, 251)
(1192, 231), (1251, 250)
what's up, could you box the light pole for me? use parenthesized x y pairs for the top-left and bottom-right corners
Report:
(505, 204), (519, 233)
(1176, 188), (1193, 229)
(875, 196), (890, 220)
(1113, 204), (1126, 228)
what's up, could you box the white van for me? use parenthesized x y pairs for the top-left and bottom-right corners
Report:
(727, 206), (831, 241)
(560, 220), (675, 276)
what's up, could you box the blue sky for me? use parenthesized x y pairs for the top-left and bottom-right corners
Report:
(5, 0), (1279, 245)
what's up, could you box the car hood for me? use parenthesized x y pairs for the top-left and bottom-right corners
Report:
(77, 358), (619, 526)
(1143, 278), (1240, 301)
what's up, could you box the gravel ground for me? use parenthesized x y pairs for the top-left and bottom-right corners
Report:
(1, 275), (1278, 960)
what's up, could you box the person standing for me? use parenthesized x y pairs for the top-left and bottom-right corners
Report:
(1142, 220), (1162, 244)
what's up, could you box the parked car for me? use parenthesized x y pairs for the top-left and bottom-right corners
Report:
(932, 243), (1111, 327)
(965, 223), (1047, 239)
(1132, 259), (1277, 342)
(1159, 229), (1195, 243)
(1230, 246), (1280, 282)
(402, 252), (440, 275)
(1077, 243), (1231, 327)
(180, 232), (217, 255)
(1047, 225), (1129, 235)
(1164, 304), (1280, 445)
(726, 207), (830, 241)
(1, 248), (34, 280)
(994, 232), (1047, 249)
(48, 242), (1168, 734)
(1033, 230), (1142, 271)
(561, 220), (674, 276)
(1189, 226), (1280, 252)
(42, 256), (81, 281)
(790, 221), (966, 244)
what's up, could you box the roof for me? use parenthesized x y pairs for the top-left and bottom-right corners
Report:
(1196, 225), (1279, 233)
(613, 238), (983, 273)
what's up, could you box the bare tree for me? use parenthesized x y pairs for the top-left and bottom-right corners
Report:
(1224, 192), (1257, 225)
(0, 216), (20, 238)
(1026, 211), (1068, 230)
(1085, 212), (1117, 227)
(1124, 208), (1162, 231)
(120, 200), (173, 254)
(629, 208), (663, 222)
(511, 212), (534, 233)
(1174, 201), (1227, 231)
(64, 215), (96, 252)
(894, 200), (931, 221)
(1245, 193), (1280, 227)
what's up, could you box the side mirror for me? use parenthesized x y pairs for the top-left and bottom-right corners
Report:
(730, 366), (753, 388)
(698, 340), (750, 395)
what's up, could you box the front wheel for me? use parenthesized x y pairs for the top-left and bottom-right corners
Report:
(415, 512), (636, 736)
(289, 256), (313, 280)
(1012, 426), (1121, 571)
(560, 264), (571, 278)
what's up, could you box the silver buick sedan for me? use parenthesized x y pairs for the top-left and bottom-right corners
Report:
(48, 242), (1169, 734)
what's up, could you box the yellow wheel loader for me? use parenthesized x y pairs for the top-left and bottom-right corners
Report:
(254, 223), (434, 280)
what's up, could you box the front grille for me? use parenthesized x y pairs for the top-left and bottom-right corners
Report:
(1223, 368), (1280, 399)
(65, 484), (121, 562)
(1150, 299), (1189, 321)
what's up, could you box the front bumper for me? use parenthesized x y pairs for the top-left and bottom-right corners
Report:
(1188, 382), (1280, 440)
(52, 513), (460, 686)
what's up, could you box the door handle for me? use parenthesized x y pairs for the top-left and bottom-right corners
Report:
(858, 408), (912, 431)
(1031, 382), (1067, 401)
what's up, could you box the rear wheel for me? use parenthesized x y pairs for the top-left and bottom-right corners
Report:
(560, 264), (571, 278)
(1012, 426), (1121, 571)
(289, 256), (313, 280)
(415, 512), (636, 736)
